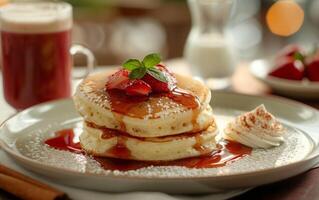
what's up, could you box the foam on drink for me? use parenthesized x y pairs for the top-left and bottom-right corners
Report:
(0, 2), (73, 109)
(0, 2), (72, 33)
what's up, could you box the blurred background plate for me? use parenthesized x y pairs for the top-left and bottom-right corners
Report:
(250, 59), (319, 99)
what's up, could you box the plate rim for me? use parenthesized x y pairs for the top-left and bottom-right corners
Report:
(1, 91), (319, 180)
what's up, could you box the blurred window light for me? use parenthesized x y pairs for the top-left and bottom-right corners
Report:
(226, 18), (262, 58)
(110, 18), (166, 60)
(228, 18), (262, 49)
(0, 0), (7, 6)
(231, 0), (260, 22)
(266, 0), (304, 36)
(82, 23), (106, 51)
(309, 0), (319, 26)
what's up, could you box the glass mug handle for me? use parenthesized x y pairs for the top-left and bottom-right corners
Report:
(70, 44), (95, 79)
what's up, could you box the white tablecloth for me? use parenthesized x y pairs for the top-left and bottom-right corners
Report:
(0, 65), (247, 200)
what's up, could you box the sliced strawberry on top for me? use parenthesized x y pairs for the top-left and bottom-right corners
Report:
(106, 69), (130, 90)
(142, 74), (170, 92)
(305, 58), (319, 81)
(269, 57), (304, 80)
(142, 65), (176, 93)
(125, 79), (152, 96)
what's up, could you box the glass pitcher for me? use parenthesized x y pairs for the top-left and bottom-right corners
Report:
(184, 0), (236, 89)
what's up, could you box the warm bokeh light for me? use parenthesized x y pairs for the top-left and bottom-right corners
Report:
(266, 0), (304, 36)
(0, 0), (8, 7)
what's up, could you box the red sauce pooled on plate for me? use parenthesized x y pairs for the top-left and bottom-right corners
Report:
(44, 129), (252, 171)
(45, 129), (82, 153)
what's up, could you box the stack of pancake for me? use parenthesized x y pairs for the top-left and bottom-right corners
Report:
(73, 71), (218, 161)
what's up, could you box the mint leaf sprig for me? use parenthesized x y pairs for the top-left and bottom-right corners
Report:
(293, 52), (305, 62)
(123, 53), (168, 82)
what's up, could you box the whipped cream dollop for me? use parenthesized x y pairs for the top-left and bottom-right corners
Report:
(224, 105), (285, 149)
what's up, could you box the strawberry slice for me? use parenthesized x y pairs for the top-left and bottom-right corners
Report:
(142, 64), (176, 92)
(125, 80), (152, 96)
(106, 69), (130, 90)
(305, 58), (319, 81)
(269, 57), (304, 80)
(142, 74), (169, 92)
(277, 44), (303, 58)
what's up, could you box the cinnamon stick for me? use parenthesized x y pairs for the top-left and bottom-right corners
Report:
(0, 164), (68, 200)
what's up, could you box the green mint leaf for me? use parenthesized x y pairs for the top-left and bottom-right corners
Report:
(123, 59), (142, 70)
(142, 53), (161, 68)
(147, 68), (168, 82)
(129, 67), (147, 79)
(293, 52), (304, 62)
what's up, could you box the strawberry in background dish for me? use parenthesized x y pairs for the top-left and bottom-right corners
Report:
(305, 55), (319, 82)
(269, 53), (305, 80)
(275, 44), (304, 59)
(268, 44), (319, 82)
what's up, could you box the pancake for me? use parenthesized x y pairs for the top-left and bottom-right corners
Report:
(79, 121), (218, 161)
(74, 70), (214, 138)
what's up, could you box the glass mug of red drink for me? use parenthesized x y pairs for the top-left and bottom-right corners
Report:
(0, 2), (94, 110)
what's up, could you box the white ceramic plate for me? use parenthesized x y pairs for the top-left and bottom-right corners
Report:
(250, 59), (319, 99)
(0, 91), (319, 194)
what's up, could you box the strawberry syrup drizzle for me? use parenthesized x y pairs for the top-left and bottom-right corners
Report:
(106, 136), (132, 159)
(106, 90), (148, 117)
(44, 128), (252, 171)
(106, 87), (200, 118)
(166, 87), (200, 109)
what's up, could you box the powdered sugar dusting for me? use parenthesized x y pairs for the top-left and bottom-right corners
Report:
(15, 115), (313, 178)
(150, 97), (188, 119)
(75, 72), (207, 120)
